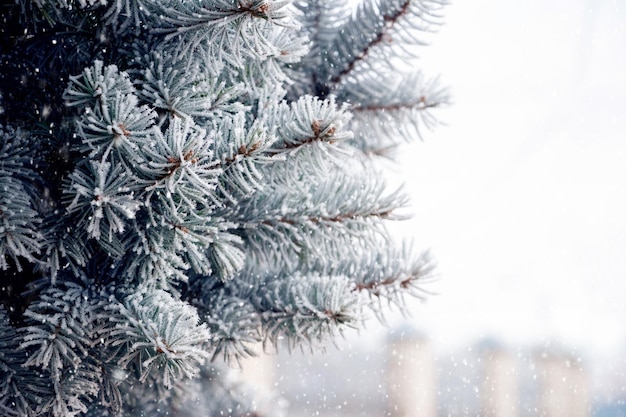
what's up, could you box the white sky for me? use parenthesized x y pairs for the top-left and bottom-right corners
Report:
(393, 0), (626, 357)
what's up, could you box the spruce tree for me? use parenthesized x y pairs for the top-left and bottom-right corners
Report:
(0, 0), (448, 415)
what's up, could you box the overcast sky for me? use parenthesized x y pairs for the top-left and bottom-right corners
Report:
(390, 0), (626, 358)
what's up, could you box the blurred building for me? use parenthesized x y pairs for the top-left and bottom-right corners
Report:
(479, 340), (519, 417)
(534, 349), (590, 417)
(264, 333), (596, 417)
(387, 329), (437, 417)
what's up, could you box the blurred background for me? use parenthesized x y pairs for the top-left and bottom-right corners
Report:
(239, 0), (626, 416)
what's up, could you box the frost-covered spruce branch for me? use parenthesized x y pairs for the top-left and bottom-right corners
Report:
(289, 0), (450, 152)
(327, 0), (441, 86)
(0, 0), (447, 415)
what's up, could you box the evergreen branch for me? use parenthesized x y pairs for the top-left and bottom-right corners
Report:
(121, 214), (219, 285)
(291, 1), (349, 64)
(138, 118), (221, 217)
(16, 278), (113, 417)
(122, 223), (193, 285)
(257, 274), (361, 348)
(329, 0), (415, 86)
(341, 70), (449, 111)
(211, 270), (362, 350)
(108, 290), (210, 389)
(353, 250), (435, 302)
(224, 141), (263, 164)
(102, 0), (153, 34)
(351, 96), (441, 113)
(20, 279), (103, 358)
(206, 230), (246, 281)
(41, 216), (93, 283)
(136, 50), (247, 121)
(213, 114), (275, 205)
(63, 61), (135, 110)
(0, 307), (47, 417)
(0, 125), (36, 177)
(45, 361), (102, 417)
(236, 168), (409, 268)
(265, 95), (353, 157)
(321, 0), (445, 91)
(153, 0), (297, 64)
(157, 0), (292, 31)
(201, 293), (263, 362)
(235, 166), (409, 227)
(342, 71), (450, 150)
(75, 91), (156, 160)
(286, 2), (350, 99)
(64, 160), (141, 241)
(0, 176), (43, 271)
(301, 245), (436, 319)
(243, 214), (390, 268)
(259, 205), (400, 226)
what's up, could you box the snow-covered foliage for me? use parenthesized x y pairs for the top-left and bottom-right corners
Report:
(0, 0), (448, 415)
